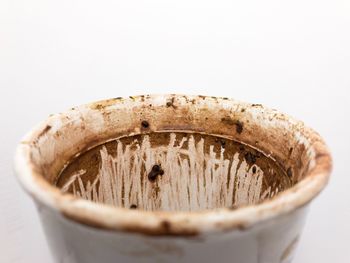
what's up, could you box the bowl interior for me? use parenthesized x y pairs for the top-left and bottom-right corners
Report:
(57, 132), (291, 211)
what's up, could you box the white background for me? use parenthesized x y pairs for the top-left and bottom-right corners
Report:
(1, 1), (350, 262)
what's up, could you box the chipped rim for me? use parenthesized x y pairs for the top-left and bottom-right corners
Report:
(14, 94), (332, 236)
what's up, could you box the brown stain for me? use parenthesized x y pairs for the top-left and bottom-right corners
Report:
(244, 152), (258, 165)
(148, 164), (164, 182)
(62, 210), (199, 236)
(289, 147), (294, 156)
(280, 235), (300, 262)
(221, 116), (244, 134)
(235, 120), (244, 134)
(141, 120), (150, 129)
(214, 137), (227, 147)
(37, 125), (52, 139)
(90, 98), (118, 110)
(252, 166), (257, 174)
(166, 97), (177, 109)
(214, 218), (252, 231)
(160, 220), (171, 232)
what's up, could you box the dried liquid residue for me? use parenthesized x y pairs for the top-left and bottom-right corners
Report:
(56, 132), (292, 212)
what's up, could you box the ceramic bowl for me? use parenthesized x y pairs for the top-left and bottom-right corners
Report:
(14, 94), (332, 263)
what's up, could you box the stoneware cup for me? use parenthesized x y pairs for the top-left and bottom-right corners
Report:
(14, 94), (332, 263)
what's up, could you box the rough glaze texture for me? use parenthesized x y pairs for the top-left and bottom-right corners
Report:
(14, 94), (332, 263)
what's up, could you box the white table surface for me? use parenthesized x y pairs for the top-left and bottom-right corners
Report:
(1, 1), (350, 262)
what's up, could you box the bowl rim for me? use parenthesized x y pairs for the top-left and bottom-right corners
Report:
(14, 94), (332, 236)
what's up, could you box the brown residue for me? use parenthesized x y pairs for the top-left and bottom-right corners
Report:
(37, 125), (52, 139)
(141, 120), (150, 129)
(245, 152), (257, 165)
(62, 209), (194, 236)
(214, 219), (251, 231)
(161, 220), (171, 231)
(221, 116), (244, 134)
(235, 120), (244, 134)
(148, 164), (164, 182)
(90, 98), (117, 110)
(215, 138), (226, 148)
(289, 147), (294, 156)
(221, 116), (235, 126)
(166, 97), (177, 108)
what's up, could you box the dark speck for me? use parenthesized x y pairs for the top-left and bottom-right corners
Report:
(215, 138), (226, 148)
(148, 164), (164, 182)
(221, 117), (243, 134)
(161, 220), (171, 231)
(130, 204), (137, 209)
(245, 152), (257, 165)
(235, 120), (244, 134)
(141, 120), (149, 128)
(220, 139), (226, 148)
(252, 166), (257, 174)
(287, 167), (293, 178)
(38, 125), (52, 138)
(166, 97), (176, 108)
(289, 147), (293, 156)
